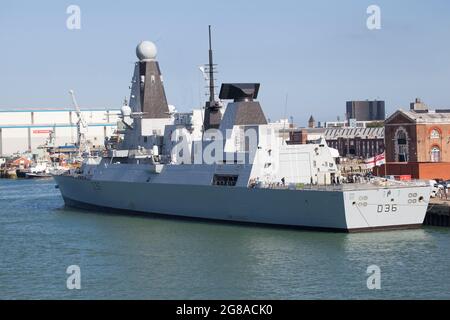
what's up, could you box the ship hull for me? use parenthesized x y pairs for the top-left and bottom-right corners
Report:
(53, 175), (430, 232)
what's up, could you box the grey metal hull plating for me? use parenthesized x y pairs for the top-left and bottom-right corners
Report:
(54, 175), (430, 232)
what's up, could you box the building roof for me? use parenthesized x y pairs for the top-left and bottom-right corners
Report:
(286, 127), (326, 134)
(386, 109), (450, 124)
(324, 127), (384, 140)
(0, 108), (120, 113)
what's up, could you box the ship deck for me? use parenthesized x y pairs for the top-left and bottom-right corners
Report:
(258, 180), (429, 192)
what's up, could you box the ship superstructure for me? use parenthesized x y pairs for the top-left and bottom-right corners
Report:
(54, 35), (431, 232)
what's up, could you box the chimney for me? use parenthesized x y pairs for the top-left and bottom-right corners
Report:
(410, 98), (428, 112)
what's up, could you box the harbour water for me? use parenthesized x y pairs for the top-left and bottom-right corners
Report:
(0, 179), (449, 299)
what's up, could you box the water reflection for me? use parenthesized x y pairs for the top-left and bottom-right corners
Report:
(1, 178), (449, 299)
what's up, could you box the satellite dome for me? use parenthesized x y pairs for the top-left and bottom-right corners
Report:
(136, 41), (157, 61)
(121, 104), (132, 117)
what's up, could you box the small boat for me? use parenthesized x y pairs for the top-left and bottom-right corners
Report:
(25, 172), (52, 179)
(25, 161), (51, 179)
(25, 160), (70, 179)
(16, 169), (30, 178)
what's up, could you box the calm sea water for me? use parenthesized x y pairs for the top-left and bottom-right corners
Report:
(0, 178), (449, 300)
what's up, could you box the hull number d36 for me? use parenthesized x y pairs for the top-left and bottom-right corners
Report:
(377, 204), (398, 213)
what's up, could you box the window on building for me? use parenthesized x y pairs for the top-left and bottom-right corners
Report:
(396, 129), (409, 162)
(349, 147), (356, 155)
(431, 147), (441, 163)
(430, 129), (441, 139)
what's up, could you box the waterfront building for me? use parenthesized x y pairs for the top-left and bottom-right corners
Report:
(0, 108), (120, 156)
(323, 119), (383, 128)
(346, 100), (385, 121)
(288, 126), (384, 159)
(381, 99), (450, 179)
(324, 127), (385, 159)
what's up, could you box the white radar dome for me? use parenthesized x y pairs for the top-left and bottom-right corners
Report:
(121, 104), (132, 117)
(136, 41), (157, 61)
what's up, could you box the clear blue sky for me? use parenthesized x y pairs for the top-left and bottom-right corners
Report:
(1, 0), (450, 126)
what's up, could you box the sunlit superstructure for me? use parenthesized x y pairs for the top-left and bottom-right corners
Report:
(54, 37), (430, 232)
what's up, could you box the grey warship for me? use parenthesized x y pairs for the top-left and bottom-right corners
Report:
(54, 32), (431, 232)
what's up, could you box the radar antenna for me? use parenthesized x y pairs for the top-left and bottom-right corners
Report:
(208, 25), (215, 104)
(201, 25), (222, 130)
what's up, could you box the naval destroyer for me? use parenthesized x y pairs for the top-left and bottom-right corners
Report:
(54, 30), (431, 232)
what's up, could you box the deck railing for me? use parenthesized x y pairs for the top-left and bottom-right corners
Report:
(252, 179), (429, 192)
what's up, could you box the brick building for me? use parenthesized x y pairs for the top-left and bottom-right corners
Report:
(288, 127), (384, 159)
(382, 105), (450, 179)
(324, 127), (384, 158)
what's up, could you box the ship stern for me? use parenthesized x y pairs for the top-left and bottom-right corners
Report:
(342, 185), (431, 232)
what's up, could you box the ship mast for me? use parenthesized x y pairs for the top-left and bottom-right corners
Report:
(202, 25), (222, 131)
(208, 25), (215, 104)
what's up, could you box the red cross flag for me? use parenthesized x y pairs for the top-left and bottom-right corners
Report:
(365, 152), (386, 169)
